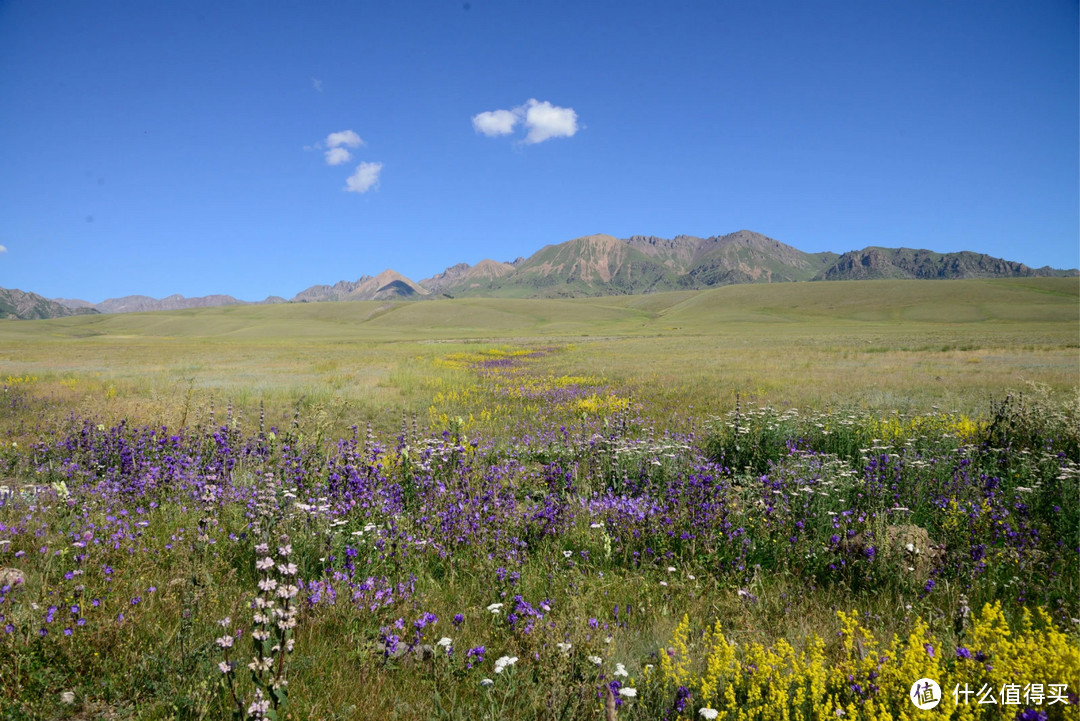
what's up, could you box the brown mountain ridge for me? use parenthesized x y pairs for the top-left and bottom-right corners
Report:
(12, 230), (1075, 319)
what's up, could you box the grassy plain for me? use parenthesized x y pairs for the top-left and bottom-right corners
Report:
(1, 278), (1076, 438)
(0, 278), (1077, 720)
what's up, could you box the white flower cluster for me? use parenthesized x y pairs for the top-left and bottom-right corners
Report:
(197, 483), (219, 543)
(217, 533), (299, 720)
(494, 655), (518, 674)
(247, 688), (270, 717)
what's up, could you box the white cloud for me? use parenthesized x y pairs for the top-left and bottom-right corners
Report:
(326, 130), (364, 149)
(308, 130), (381, 193)
(312, 77), (323, 92)
(325, 147), (352, 166)
(472, 100), (579, 144)
(521, 99), (578, 144)
(472, 109), (519, 136)
(344, 162), (382, 193)
(0, 245), (6, 254)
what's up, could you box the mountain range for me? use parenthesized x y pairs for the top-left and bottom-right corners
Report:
(0, 287), (98, 321)
(6, 230), (1076, 319)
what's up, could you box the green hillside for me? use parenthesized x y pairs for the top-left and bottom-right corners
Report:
(1, 276), (1076, 444)
(2, 277), (1075, 342)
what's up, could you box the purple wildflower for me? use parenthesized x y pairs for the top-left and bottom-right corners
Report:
(1016, 711), (1047, 721)
(673, 685), (691, 713)
(465, 645), (485, 669)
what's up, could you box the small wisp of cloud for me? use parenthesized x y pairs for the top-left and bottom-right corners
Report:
(312, 77), (323, 92)
(344, 162), (383, 194)
(324, 147), (351, 166)
(323, 130), (365, 166)
(326, 130), (363, 149)
(472, 99), (579, 144)
(472, 109), (518, 137)
(0, 244), (7, 254)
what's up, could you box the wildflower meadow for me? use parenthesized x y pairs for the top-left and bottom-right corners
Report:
(0, 287), (1078, 720)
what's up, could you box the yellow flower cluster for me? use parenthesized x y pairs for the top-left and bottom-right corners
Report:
(427, 382), (512, 431)
(501, 374), (601, 399)
(430, 386), (479, 406)
(661, 614), (693, 688)
(656, 604), (1079, 720)
(432, 347), (538, 370)
(426, 408), (501, 434)
(574, 393), (631, 417)
(425, 345), (634, 431)
(4, 374), (38, 386)
(866, 413), (987, 445)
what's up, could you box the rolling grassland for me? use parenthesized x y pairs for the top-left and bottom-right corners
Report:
(0, 278), (1077, 720)
(0, 278), (1075, 438)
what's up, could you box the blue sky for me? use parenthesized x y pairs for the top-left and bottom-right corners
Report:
(1, 0), (1076, 302)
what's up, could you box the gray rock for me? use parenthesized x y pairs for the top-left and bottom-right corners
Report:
(0, 567), (26, 591)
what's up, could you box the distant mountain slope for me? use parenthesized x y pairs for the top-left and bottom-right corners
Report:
(421, 235), (670, 298)
(815, 247), (1076, 281)
(54, 294), (288, 314)
(1, 288), (99, 320)
(420, 259), (515, 296)
(624, 234), (707, 272)
(624, 230), (837, 280)
(8, 230), (1077, 318)
(420, 230), (843, 297)
(500, 234), (679, 297)
(90, 294), (248, 314)
(291, 269), (429, 302)
(684, 230), (839, 285)
(53, 297), (96, 310)
(420, 231), (1075, 298)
